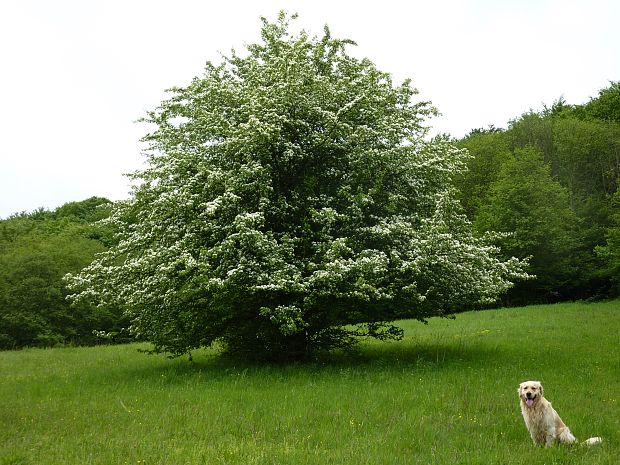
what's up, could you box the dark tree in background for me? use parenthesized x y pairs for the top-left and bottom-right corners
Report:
(456, 82), (620, 303)
(0, 197), (126, 349)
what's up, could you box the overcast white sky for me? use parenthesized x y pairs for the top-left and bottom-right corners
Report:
(1, 0), (618, 218)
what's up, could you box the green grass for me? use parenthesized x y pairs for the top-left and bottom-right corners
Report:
(1, 300), (619, 465)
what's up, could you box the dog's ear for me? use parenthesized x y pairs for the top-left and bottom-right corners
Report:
(518, 382), (524, 395)
(538, 383), (544, 397)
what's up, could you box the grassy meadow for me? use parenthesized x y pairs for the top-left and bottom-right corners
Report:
(1, 300), (619, 465)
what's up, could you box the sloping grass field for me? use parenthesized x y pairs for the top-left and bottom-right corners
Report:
(1, 300), (618, 465)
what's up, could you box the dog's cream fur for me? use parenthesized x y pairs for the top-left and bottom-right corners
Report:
(518, 381), (602, 447)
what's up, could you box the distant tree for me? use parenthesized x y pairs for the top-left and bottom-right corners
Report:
(67, 14), (529, 361)
(474, 147), (579, 303)
(596, 189), (620, 294)
(455, 129), (511, 219)
(54, 196), (112, 222)
(0, 235), (97, 347)
(509, 112), (556, 169)
(504, 108), (620, 299)
(541, 83), (620, 124)
(552, 117), (619, 201)
(583, 81), (620, 123)
(0, 198), (125, 349)
(454, 83), (620, 303)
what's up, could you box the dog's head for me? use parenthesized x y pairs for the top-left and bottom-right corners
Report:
(518, 381), (544, 408)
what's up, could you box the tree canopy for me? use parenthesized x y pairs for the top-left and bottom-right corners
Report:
(0, 197), (126, 349)
(456, 81), (620, 302)
(473, 147), (580, 303)
(66, 14), (528, 361)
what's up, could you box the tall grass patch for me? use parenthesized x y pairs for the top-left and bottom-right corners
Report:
(1, 300), (618, 464)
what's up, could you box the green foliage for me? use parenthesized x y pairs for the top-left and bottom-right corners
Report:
(514, 114), (619, 298)
(474, 148), (580, 303)
(551, 117), (619, 199)
(583, 81), (620, 123)
(596, 190), (620, 293)
(53, 196), (112, 222)
(457, 82), (620, 302)
(455, 129), (511, 218)
(67, 14), (528, 361)
(0, 197), (126, 349)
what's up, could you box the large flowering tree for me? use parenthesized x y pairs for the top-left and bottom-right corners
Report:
(67, 14), (529, 360)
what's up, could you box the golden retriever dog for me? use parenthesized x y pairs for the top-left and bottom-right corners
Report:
(518, 381), (602, 447)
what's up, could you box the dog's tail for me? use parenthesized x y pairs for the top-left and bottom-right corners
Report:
(582, 436), (603, 446)
(558, 428), (577, 444)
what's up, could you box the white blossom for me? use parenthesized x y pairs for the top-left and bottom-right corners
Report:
(66, 13), (530, 359)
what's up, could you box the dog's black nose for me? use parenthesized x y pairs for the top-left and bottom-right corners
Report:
(526, 393), (533, 398)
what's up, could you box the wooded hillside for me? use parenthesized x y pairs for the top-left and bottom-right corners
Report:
(0, 197), (128, 349)
(1, 82), (618, 349)
(455, 81), (620, 303)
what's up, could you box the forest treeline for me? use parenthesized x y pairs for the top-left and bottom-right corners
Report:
(455, 81), (620, 304)
(1, 82), (618, 349)
(0, 197), (129, 349)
